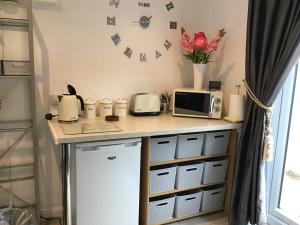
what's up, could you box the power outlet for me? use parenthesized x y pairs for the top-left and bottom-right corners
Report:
(50, 95), (59, 105)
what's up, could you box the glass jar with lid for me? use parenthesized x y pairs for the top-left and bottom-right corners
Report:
(99, 98), (113, 117)
(114, 98), (128, 117)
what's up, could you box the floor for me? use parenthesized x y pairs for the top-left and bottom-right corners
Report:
(172, 212), (228, 225)
(41, 212), (228, 225)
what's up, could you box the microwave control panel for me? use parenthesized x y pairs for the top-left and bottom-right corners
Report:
(210, 92), (223, 119)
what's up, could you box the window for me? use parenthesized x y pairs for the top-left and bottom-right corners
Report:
(268, 62), (300, 225)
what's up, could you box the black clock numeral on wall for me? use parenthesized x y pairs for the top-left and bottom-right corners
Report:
(164, 40), (172, 50)
(140, 53), (147, 62)
(155, 50), (162, 59)
(124, 47), (133, 58)
(138, 2), (150, 7)
(111, 33), (121, 46)
(107, 16), (116, 26)
(166, 2), (174, 11)
(170, 21), (177, 29)
(109, 0), (120, 8)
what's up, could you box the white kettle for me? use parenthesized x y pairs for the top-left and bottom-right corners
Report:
(58, 84), (84, 123)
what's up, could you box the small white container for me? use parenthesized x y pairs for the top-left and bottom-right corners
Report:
(99, 98), (113, 117)
(114, 98), (128, 117)
(84, 98), (96, 118)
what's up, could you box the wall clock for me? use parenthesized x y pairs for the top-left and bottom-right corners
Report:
(106, 0), (180, 62)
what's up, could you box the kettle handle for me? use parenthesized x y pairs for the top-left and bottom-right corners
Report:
(76, 95), (85, 111)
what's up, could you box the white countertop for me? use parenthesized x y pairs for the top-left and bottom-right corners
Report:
(47, 113), (242, 145)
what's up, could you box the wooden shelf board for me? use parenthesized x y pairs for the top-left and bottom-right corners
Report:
(150, 153), (229, 167)
(153, 208), (224, 225)
(149, 182), (226, 198)
(0, 120), (33, 132)
(0, 75), (31, 79)
(0, 18), (29, 27)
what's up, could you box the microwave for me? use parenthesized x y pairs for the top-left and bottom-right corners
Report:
(173, 88), (223, 119)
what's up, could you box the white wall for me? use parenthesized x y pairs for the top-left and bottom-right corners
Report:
(195, 0), (248, 111)
(32, 0), (204, 216)
(0, 0), (248, 216)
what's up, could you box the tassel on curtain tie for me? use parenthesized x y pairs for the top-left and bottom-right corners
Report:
(242, 80), (274, 161)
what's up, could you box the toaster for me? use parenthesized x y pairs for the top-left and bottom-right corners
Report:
(129, 93), (161, 116)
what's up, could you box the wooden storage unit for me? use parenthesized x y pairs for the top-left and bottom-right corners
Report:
(140, 130), (238, 225)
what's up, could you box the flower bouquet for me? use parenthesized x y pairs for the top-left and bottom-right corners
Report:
(181, 28), (225, 89)
(181, 28), (226, 64)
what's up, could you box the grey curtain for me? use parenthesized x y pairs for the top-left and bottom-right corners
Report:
(229, 1), (300, 225)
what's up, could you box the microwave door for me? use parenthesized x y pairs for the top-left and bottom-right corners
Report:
(174, 92), (210, 116)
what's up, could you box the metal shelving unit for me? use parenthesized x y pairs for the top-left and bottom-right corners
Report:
(0, 0), (40, 223)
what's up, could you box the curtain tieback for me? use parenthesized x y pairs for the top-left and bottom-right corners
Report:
(243, 80), (274, 161)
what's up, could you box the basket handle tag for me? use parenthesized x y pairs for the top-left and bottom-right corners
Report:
(185, 197), (196, 201)
(213, 164), (223, 167)
(158, 141), (170, 145)
(157, 202), (168, 206)
(187, 137), (197, 141)
(157, 172), (169, 176)
(214, 135), (224, 138)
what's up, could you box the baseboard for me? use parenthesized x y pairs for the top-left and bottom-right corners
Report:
(40, 206), (63, 218)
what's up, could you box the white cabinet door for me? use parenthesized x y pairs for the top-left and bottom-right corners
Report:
(76, 139), (141, 225)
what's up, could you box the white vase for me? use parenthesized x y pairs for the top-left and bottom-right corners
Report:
(193, 63), (207, 90)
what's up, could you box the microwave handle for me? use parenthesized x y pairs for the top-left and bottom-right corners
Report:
(210, 95), (215, 113)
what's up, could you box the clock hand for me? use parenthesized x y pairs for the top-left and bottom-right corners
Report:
(147, 16), (152, 21)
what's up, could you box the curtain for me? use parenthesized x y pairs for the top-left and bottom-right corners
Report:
(229, 1), (300, 225)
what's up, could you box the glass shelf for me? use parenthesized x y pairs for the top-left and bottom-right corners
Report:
(0, 18), (29, 27)
(0, 163), (34, 170)
(0, 120), (33, 132)
(0, 164), (34, 184)
(0, 75), (31, 79)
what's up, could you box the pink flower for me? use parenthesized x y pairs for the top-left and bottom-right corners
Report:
(182, 32), (194, 53)
(206, 35), (221, 52)
(206, 29), (225, 52)
(194, 32), (208, 49)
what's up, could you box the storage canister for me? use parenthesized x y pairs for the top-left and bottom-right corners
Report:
(2, 60), (30, 76)
(176, 163), (204, 189)
(150, 136), (177, 163)
(99, 98), (113, 117)
(150, 166), (177, 194)
(176, 133), (204, 158)
(202, 159), (229, 184)
(84, 98), (96, 118)
(174, 191), (202, 218)
(114, 98), (128, 117)
(201, 186), (226, 211)
(149, 196), (175, 225)
(202, 131), (230, 155)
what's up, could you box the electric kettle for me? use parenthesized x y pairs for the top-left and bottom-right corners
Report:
(58, 84), (84, 123)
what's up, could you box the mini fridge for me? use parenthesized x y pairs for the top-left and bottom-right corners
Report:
(75, 138), (141, 225)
